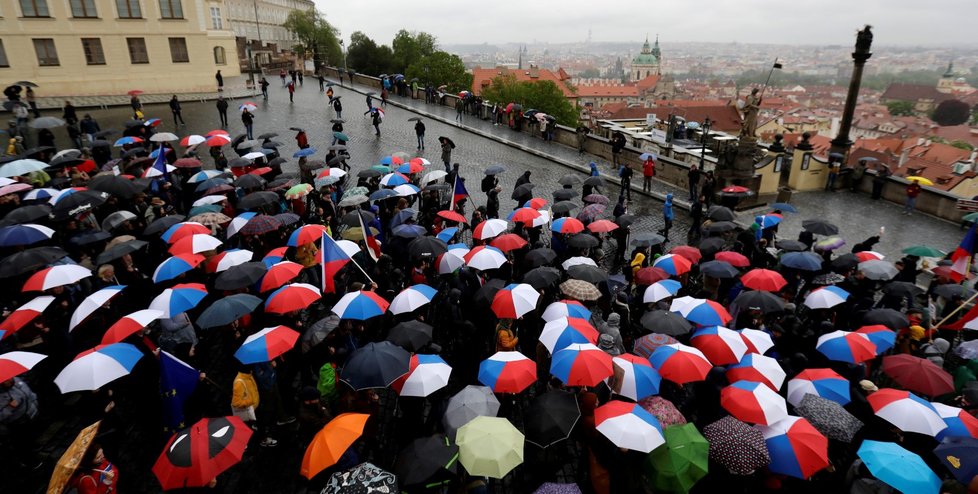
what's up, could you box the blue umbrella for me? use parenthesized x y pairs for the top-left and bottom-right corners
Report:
(639, 153), (657, 161)
(935, 436), (978, 485)
(769, 202), (798, 213)
(293, 148), (316, 158)
(484, 165), (506, 176)
(333, 131), (349, 141)
(857, 440), (940, 494)
(780, 252), (823, 271)
(369, 189), (398, 201)
(390, 209), (416, 229)
(0, 224), (53, 246)
(393, 224), (426, 238)
(437, 227), (459, 243)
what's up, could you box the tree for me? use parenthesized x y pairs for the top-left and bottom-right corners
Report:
(346, 31), (394, 76)
(481, 75), (579, 126)
(283, 9), (342, 71)
(391, 30), (436, 72)
(579, 68), (601, 79)
(950, 140), (974, 151)
(405, 51), (472, 92)
(932, 99), (971, 126)
(886, 100), (915, 116)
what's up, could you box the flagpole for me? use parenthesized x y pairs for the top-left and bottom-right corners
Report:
(759, 58), (779, 99)
(934, 286), (978, 328)
(350, 209), (377, 285)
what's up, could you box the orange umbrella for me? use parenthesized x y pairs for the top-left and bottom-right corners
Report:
(300, 413), (369, 479)
(48, 421), (101, 494)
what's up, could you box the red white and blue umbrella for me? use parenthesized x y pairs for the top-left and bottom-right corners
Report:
(234, 325), (300, 364)
(551, 217), (585, 234)
(261, 247), (288, 268)
(643, 279), (682, 303)
(0, 223), (54, 246)
(266, 283), (321, 314)
(169, 234), (222, 255)
(380, 172), (411, 187)
(259, 261), (304, 294)
(436, 250), (466, 274)
(594, 400), (665, 453)
(23, 264), (91, 292)
(721, 380), (788, 425)
(855, 325), (896, 354)
(149, 283), (208, 318)
(816, 330), (876, 364)
(392, 354), (452, 397)
(54, 343), (144, 393)
(188, 169), (224, 183)
(550, 343), (613, 387)
(153, 254), (205, 283)
(726, 354), (786, 391)
(491, 283), (540, 319)
(868, 388), (947, 436)
(472, 219), (508, 240)
(287, 224), (329, 247)
(690, 326), (748, 365)
(102, 309), (164, 344)
(803, 286), (849, 309)
(670, 297), (732, 327)
(652, 254), (692, 276)
(786, 368), (851, 407)
(161, 221), (210, 243)
(932, 402), (978, 439)
(541, 300), (592, 322)
(23, 188), (58, 201)
(464, 246), (508, 271)
(649, 343), (712, 384)
(389, 284), (437, 315)
(227, 212), (257, 238)
(206, 249), (253, 273)
(331, 290), (390, 320)
(69, 285), (126, 331)
(759, 416), (829, 479)
(0, 351), (47, 382)
(539, 317), (599, 353)
(611, 354), (662, 401)
(737, 328), (774, 355)
(855, 251), (885, 262)
(0, 296), (54, 340)
(478, 351), (537, 393)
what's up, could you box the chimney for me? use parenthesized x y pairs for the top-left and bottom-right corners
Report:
(528, 65), (540, 78)
(925, 139), (932, 146)
(917, 137), (925, 146)
(898, 148), (910, 167)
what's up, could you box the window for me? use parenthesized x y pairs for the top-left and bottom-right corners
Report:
(168, 37), (188, 63)
(158, 0), (181, 18)
(116, 0), (140, 18)
(81, 38), (105, 65)
(0, 41), (8, 67)
(32, 38), (58, 66)
(126, 37), (148, 63)
(213, 46), (225, 65)
(209, 6), (222, 29)
(20, 0), (49, 16)
(70, 0), (97, 17)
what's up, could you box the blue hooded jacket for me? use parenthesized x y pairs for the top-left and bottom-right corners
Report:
(589, 162), (599, 177)
(663, 193), (674, 220)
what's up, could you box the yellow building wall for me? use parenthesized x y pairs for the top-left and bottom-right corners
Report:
(786, 149), (829, 192)
(0, 0), (239, 96)
(756, 151), (783, 196)
(950, 177), (978, 198)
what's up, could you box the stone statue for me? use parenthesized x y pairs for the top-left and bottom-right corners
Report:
(855, 25), (873, 53)
(740, 88), (761, 138)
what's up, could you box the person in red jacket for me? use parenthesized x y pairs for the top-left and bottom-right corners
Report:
(295, 130), (309, 149)
(71, 445), (119, 494)
(904, 180), (922, 215)
(642, 155), (656, 193)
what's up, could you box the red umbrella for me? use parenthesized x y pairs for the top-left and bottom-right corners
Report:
(670, 245), (702, 264)
(153, 416), (253, 490)
(511, 208), (541, 224)
(249, 166), (273, 176)
(260, 261), (304, 293)
(882, 354), (955, 397)
(173, 158), (202, 169)
(715, 251), (750, 267)
(127, 89), (144, 96)
(490, 234), (528, 252)
(525, 197), (548, 209)
(634, 267), (670, 286)
(587, 220), (618, 233)
(741, 269), (788, 292)
(722, 185), (750, 194)
(437, 210), (468, 224)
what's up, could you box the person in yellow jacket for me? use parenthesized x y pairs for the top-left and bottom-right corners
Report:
(496, 319), (518, 352)
(232, 367), (278, 447)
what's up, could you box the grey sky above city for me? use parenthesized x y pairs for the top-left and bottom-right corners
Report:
(316, 0), (975, 47)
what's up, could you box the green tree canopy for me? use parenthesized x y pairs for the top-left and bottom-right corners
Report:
(932, 99), (971, 126)
(405, 51), (473, 92)
(886, 100), (915, 116)
(392, 30), (436, 72)
(346, 31), (394, 76)
(481, 75), (579, 126)
(283, 9), (342, 70)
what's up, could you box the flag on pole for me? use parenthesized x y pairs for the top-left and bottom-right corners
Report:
(950, 223), (977, 282)
(145, 145), (169, 179)
(451, 175), (469, 208)
(320, 231), (351, 294)
(358, 210), (382, 261)
(773, 61), (783, 69)
(159, 350), (199, 431)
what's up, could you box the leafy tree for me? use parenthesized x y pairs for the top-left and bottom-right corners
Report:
(481, 75), (579, 126)
(950, 140), (974, 151)
(886, 100), (915, 116)
(283, 9), (342, 71)
(579, 68), (601, 79)
(931, 99), (971, 126)
(405, 51), (473, 92)
(391, 30), (436, 72)
(346, 31), (394, 76)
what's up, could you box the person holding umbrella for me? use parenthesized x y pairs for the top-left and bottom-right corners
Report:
(414, 118), (425, 150)
(366, 108), (382, 136)
(332, 96), (342, 119)
(241, 108), (254, 140)
(259, 77), (269, 101)
(69, 444), (119, 493)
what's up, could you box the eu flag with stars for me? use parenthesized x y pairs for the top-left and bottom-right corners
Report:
(160, 350), (199, 431)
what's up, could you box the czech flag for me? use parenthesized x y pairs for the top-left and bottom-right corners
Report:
(786, 368), (850, 407)
(550, 343), (613, 387)
(690, 326), (748, 366)
(611, 354), (662, 401)
(358, 210), (382, 261)
(649, 343), (712, 385)
(950, 222), (977, 282)
(539, 317), (598, 353)
(320, 232), (351, 294)
(759, 416), (829, 479)
(452, 175), (469, 207)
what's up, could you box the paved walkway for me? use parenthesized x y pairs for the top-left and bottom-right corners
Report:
(29, 76), (258, 110)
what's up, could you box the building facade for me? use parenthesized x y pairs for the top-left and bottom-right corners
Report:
(0, 0), (239, 96)
(630, 35), (661, 81)
(224, 0), (312, 50)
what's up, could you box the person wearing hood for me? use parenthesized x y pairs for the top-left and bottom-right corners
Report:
(515, 171), (531, 189)
(440, 137), (453, 173)
(658, 193), (674, 240)
(599, 313), (625, 355)
(921, 338), (950, 367)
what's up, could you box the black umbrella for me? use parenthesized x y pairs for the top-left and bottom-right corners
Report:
(90, 139), (111, 148)
(484, 165), (506, 176)
(473, 278), (507, 306)
(734, 290), (785, 313)
(776, 239), (808, 252)
(18, 146), (54, 158)
(566, 234), (599, 249)
(68, 230), (111, 247)
(394, 434), (459, 487)
(195, 178), (230, 193)
(707, 205), (736, 222)
(631, 232), (665, 247)
(227, 157), (252, 168)
(552, 201), (577, 215)
(512, 183), (535, 199)
(524, 248), (557, 268)
(583, 176), (605, 187)
(829, 253), (859, 271)
(863, 308), (910, 331)
(559, 174), (582, 186)
(802, 219), (839, 236)
(357, 168), (384, 178)
(304, 314), (340, 349)
(524, 390), (581, 448)
(214, 262), (266, 290)
(615, 214), (637, 227)
(341, 210), (374, 228)
(88, 175), (146, 199)
(257, 132), (278, 140)
(1, 204), (52, 225)
(0, 246), (68, 278)
(234, 174), (265, 189)
(95, 239), (148, 265)
(237, 191), (278, 210)
(640, 310), (693, 336)
(123, 119), (144, 128)
(567, 264), (607, 284)
(1, 101), (26, 111)
(93, 129), (118, 138)
(703, 221), (737, 234)
(882, 281), (925, 298)
(144, 215), (186, 235)
(267, 157), (287, 168)
(408, 236), (447, 259)
(933, 284), (977, 300)
(438, 136), (456, 149)
(196, 294), (262, 329)
(523, 266), (561, 289)
(121, 147), (146, 159)
(553, 189), (577, 201)
(52, 190), (109, 219)
(300, 159), (327, 171)
(329, 118), (345, 124)
(697, 237), (726, 256)
(700, 260), (739, 279)
(261, 141), (284, 149)
(387, 320), (434, 352)
(340, 341), (411, 390)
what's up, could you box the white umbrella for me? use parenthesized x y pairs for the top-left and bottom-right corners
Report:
(210, 249), (253, 272)
(397, 354), (452, 397)
(561, 256), (597, 270)
(243, 151), (265, 160)
(421, 170), (447, 184)
(101, 210), (137, 231)
(442, 385), (500, 439)
(0, 159), (48, 178)
(473, 219), (508, 240)
(54, 343), (144, 393)
(69, 285), (126, 331)
(150, 132), (179, 142)
(192, 195), (229, 207)
(643, 280), (681, 304)
(393, 184), (420, 197)
(465, 246), (507, 271)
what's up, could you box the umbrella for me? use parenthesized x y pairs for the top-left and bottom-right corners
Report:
(408, 236), (448, 259)
(455, 416), (523, 479)
(95, 240), (148, 266)
(234, 325), (299, 364)
(671, 297), (732, 327)
(583, 193), (609, 205)
(23, 264), (91, 292)
(0, 246), (66, 278)
(300, 413), (370, 479)
(611, 354), (661, 401)
(54, 343), (144, 393)
(699, 260), (739, 279)
(935, 437), (978, 484)
(816, 330), (876, 363)
(0, 159), (48, 178)
(540, 317), (599, 353)
(741, 269), (787, 291)
(787, 368), (851, 407)
(239, 215), (282, 236)
(47, 421), (102, 494)
(197, 294), (262, 329)
(323, 462), (398, 493)
(69, 285), (126, 332)
(0, 223), (53, 246)
(863, 308), (910, 330)
(0, 351), (46, 383)
(801, 219), (838, 235)
(811, 272), (845, 285)
(394, 434), (458, 487)
(332, 290), (390, 320)
(491, 233), (529, 252)
(169, 234), (222, 255)
(478, 351), (537, 393)
(859, 260), (899, 281)
(857, 440), (940, 494)
(882, 354), (954, 397)
(391, 353), (452, 397)
(553, 189), (577, 201)
(541, 300), (592, 322)
(796, 394), (863, 442)
(868, 388), (947, 436)
(803, 286), (850, 309)
(29, 116), (65, 129)
(162, 222), (210, 243)
(1, 204), (52, 226)
(644, 279), (682, 303)
(595, 400), (665, 453)
(578, 203), (605, 223)
(153, 254), (205, 283)
(484, 164), (506, 176)
(101, 210), (138, 232)
(491, 283), (540, 319)
(551, 343), (613, 386)
(567, 264), (606, 284)
(733, 290), (785, 314)
(551, 217), (585, 234)
(207, 250), (254, 274)
(631, 232), (666, 248)
(464, 246), (508, 271)
(340, 341), (409, 390)
(238, 191), (279, 210)
(152, 416), (253, 490)
(389, 284), (437, 315)
(524, 389), (580, 448)
(387, 320), (433, 352)
(702, 416), (770, 475)
(524, 248), (557, 268)
(720, 380), (788, 425)
(265, 283), (321, 314)
(644, 423), (708, 493)
(649, 343), (711, 384)
(934, 283), (977, 300)
(149, 283), (208, 318)
(0, 296), (55, 339)
(100, 309), (163, 344)
(443, 385), (500, 439)
(903, 245), (945, 257)
(521, 266), (560, 290)
(932, 402), (978, 440)
(559, 279), (601, 301)
(707, 205), (736, 221)
(690, 326), (748, 365)
(638, 311), (692, 336)
(758, 416), (829, 479)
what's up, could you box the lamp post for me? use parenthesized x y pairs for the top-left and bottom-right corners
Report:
(699, 117), (712, 169)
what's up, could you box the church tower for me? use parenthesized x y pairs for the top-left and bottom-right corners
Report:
(631, 35), (661, 81)
(937, 61), (955, 94)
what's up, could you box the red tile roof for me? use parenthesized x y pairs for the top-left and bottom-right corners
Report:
(881, 83), (953, 103)
(471, 67), (576, 98)
(635, 75), (661, 92)
(574, 85), (640, 97)
(609, 104), (742, 133)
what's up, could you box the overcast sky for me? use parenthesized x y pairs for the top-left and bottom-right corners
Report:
(316, 0), (975, 48)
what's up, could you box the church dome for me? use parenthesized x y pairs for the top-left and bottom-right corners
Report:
(632, 37), (659, 66)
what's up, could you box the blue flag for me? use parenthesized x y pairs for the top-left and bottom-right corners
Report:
(160, 350), (199, 431)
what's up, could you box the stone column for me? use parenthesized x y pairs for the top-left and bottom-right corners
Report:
(830, 25), (873, 157)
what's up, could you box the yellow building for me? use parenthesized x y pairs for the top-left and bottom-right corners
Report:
(0, 0), (240, 96)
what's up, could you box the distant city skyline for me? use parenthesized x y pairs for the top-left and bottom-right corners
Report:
(316, 0), (977, 47)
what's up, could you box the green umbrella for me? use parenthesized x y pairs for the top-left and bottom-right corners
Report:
(963, 212), (978, 223)
(902, 245), (946, 257)
(644, 424), (709, 494)
(342, 186), (369, 199)
(455, 416), (523, 479)
(187, 204), (222, 217)
(370, 165), (391, 174)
